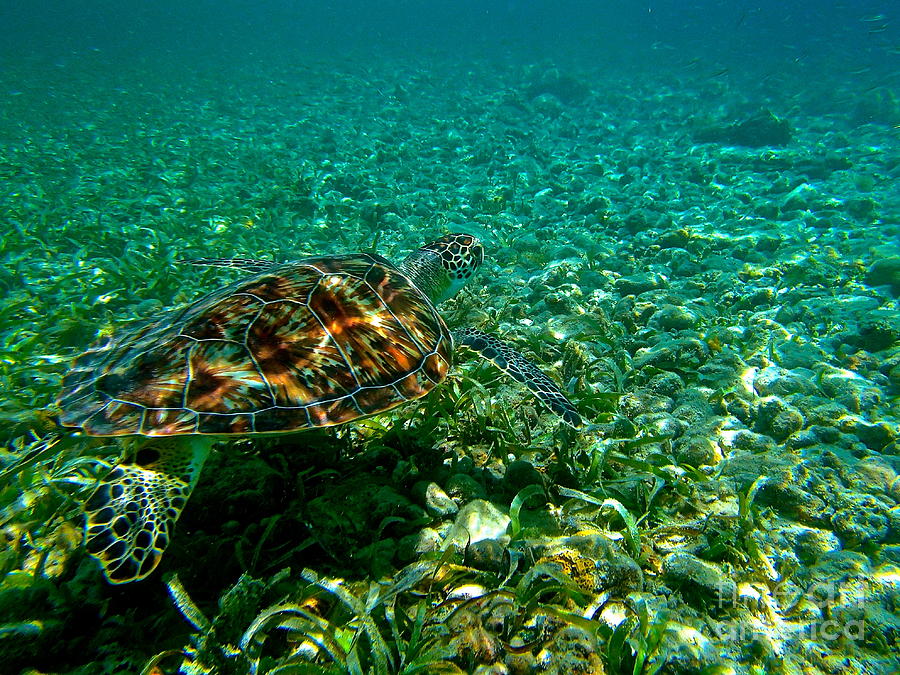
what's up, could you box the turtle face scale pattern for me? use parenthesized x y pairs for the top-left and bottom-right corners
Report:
(58, 252), (453, 437)
(397, 233), (484, 303)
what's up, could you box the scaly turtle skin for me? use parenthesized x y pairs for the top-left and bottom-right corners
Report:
(57, 233), (581, 583)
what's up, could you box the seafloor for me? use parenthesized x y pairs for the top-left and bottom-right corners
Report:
(1, 51), (899, 675)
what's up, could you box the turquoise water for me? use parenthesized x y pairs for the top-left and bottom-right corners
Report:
(1, 2), (898, 673)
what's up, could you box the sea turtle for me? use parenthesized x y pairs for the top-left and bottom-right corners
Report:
(57, 233), (582, 583)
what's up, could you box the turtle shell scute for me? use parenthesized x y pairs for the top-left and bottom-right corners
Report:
(57, 254), (453, 436)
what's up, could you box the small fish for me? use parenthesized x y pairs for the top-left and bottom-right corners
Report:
(861, 14), (886, 22)
(869, 24), (889, 34)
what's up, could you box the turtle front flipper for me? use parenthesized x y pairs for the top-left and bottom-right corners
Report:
(452, 328), (583, 428)
(83, 437), (212, 584)
(181, 257), (277, 273)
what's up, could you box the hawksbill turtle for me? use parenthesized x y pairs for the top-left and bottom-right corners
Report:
(56, 233), (582, 583)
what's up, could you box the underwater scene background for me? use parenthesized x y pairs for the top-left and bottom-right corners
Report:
(1, 1), (899, 673)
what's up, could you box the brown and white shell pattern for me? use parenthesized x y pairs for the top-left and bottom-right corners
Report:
(57, 253), (452, 436)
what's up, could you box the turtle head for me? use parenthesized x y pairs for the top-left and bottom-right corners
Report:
(400, 233), (484, 304)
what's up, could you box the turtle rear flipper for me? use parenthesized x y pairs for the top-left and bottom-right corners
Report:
(84, 438), (211, 584)
(452, 328), (582, 428)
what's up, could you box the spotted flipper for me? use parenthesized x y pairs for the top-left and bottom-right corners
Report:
(452, 328), (582, 428)
(83, 437), (211, 584)
(182, 257), (277, 273)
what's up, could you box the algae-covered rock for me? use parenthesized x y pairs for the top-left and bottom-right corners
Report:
(865, 256), (900, 295)
(673, 434), (718, 466)
(757, 479), (831, 525)
(770, 524), (841, 567)
(649, 304), (699, 331)
(635, 337), (710, 370)
(397, 528), (442, 562)
(754, 396), (805, 441)
(504, 459), (545, 491)
(660, 619), (723, 674)
(445, 473), (487, 502)
(817, 365), (884, 414)
(877, 545), (900, 565)
(524, 68), (589, 104)
(412, 481), (457, 519)
(730, 429), (777, 453)
(753, 366), (817, 397)
(466, 538), (509, 573)
(534, 534), (643, 595)
(846, 196), (878, 221)
(615, 271), (669, 295)
(781, 182), (820, 211)
(792, 525), (842, 564)
(663, 552), (736, 603)
(695, 109), (792, 147)
(634, 411), (684, 439)
(854, 458), (900, 501)
(831, 494), (892, 547)
(857, 317), (900, 352)
(443, 500), (511, 550)
(535, 624), (605, 674)
(775, 339), (829, 369)
(646, 371), (685, 397)
(618, 390), (673, 417)
(838, 417), (896, 451)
